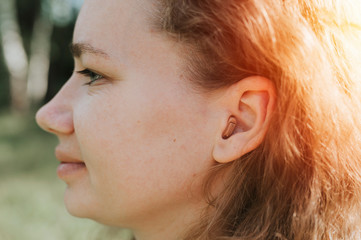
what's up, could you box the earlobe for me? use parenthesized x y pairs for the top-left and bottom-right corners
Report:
(212, 76), (276, 163)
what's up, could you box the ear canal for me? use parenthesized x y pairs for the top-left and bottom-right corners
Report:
(222, 116), (237, 139)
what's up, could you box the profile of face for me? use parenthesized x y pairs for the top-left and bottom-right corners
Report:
(36, 0), (218, 235)
(36, 0), (275, 239)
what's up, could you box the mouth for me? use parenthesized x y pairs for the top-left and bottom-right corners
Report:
(55, 149), (87, 180)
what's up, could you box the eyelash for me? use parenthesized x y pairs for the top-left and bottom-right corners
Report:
(77, 69), (104, 86)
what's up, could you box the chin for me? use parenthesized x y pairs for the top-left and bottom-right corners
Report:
(63, 187), (120, 226)
(63, 186), (95, 219)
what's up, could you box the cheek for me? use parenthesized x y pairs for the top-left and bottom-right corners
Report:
(72, 86), (213, 220)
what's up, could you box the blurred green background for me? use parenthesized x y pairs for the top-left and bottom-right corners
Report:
(0, 0), (131, 239)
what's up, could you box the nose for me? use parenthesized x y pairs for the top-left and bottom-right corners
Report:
(36, 86), (74, 135)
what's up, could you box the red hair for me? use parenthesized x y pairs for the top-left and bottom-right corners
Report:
(156, 0), (361, 239)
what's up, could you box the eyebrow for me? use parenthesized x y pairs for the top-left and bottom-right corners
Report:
(69, 42), (110, 58)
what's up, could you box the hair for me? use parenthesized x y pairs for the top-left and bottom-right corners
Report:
(153, 0), (361, 239)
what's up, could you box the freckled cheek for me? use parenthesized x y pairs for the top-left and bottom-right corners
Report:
(73, 89), (205, 191)
(72, 98), (158, 179)
(75, 117), (182, 203)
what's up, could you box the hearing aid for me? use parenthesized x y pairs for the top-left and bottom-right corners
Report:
(222, 116), (237, 139)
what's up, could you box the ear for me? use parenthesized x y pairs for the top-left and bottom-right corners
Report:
(212, 76), (276, 163)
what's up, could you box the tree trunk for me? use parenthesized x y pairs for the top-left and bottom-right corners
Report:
(27, 11), (54, 104)
(0, 0), (29, 112)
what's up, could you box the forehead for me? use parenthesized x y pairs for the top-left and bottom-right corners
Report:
(73, 0), (157, 57)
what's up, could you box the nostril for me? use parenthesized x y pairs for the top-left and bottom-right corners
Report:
(47, 127), (58, 134)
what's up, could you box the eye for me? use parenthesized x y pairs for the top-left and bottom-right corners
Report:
(77, 69), (104, 86)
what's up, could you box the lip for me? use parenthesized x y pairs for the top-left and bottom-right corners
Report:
(55, 149), (84, 164)
(55, 149), (87, 180)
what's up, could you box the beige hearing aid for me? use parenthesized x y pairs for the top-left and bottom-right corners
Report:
(222, 116), (237, 139)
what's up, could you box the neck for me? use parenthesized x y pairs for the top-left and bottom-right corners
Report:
(131, 201), (205, 240)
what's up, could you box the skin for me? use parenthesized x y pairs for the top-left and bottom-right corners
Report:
(36, 0), (219, 239)
(36, 0), (276, 239)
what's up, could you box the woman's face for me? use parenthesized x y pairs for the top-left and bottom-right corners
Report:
(36, 0), (218, 232)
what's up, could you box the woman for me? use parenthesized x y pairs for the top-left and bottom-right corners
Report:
(36, 0), (361, 239)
